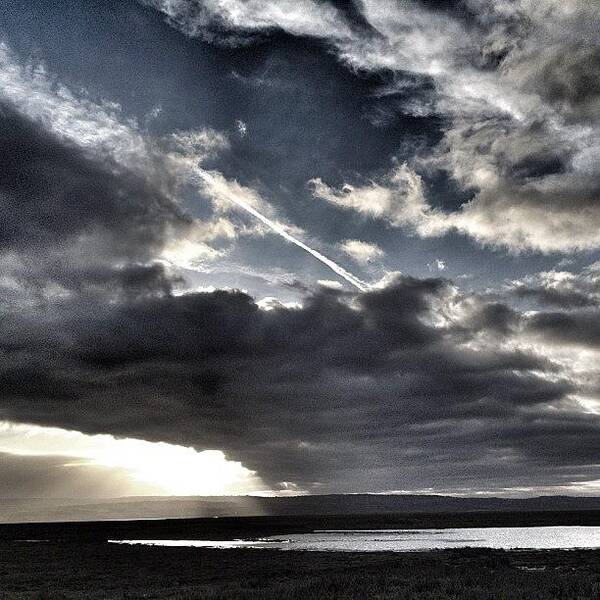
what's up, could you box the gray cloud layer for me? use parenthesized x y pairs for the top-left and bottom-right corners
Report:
(2, 226), (599, 491)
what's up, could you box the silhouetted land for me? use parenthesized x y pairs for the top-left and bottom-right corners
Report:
(1, 543), (600, 599)
(1, 509), (600, 541)
(3, 493), (599, 523)
(1, 512), (600, 599)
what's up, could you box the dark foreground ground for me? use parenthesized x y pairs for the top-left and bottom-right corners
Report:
(1, 543), (600, 599)
(1, 512), (599, 599)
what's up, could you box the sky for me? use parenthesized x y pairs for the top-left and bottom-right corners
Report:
(1, 0), (600, 500)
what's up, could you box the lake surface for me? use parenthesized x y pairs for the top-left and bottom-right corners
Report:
(110, 526), (600, 552)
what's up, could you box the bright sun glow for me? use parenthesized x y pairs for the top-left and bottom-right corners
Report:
(0, 421), (264, 496)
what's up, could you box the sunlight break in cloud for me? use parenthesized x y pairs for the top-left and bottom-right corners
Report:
(0, 421), (264, 496)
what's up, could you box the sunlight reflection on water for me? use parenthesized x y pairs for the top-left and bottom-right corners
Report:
(110, 526), (600, 552)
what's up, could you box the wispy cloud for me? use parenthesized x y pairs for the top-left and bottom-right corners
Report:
(0, 41), (364, 290)
(194, 169), (368, 290)
(143, 0), (600, 253)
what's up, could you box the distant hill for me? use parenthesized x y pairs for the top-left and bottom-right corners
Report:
(1, 493), (599, 523)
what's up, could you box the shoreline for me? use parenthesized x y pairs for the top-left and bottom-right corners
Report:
(3, 513), (600, 598)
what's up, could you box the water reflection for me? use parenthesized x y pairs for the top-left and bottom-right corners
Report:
(110, 525), (600, 552)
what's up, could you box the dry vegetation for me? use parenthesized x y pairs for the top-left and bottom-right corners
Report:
(1, 543), (600, 599)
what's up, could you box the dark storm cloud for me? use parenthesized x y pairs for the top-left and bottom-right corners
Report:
(513, 287), (597, 310)
(527, 310), (600, 348)
(461, 302), (520, 336)
(0, 102), (189, 261)
(2, 270), (595, 492)
(0, 97), (206, 315)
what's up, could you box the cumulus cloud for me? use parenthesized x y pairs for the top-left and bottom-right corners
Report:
(0, 42), (148, 166)
(310, 163), (447, 237)
(316, 279), (345, 290)
(508, 265), (600, 309)
(339, 239), (384, 265)
(0, 101), (185, 259)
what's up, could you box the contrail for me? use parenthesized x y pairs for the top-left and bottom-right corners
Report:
(194, 169), (369, 291)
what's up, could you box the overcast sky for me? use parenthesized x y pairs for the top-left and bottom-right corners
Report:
(1, 0), (600, 500)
